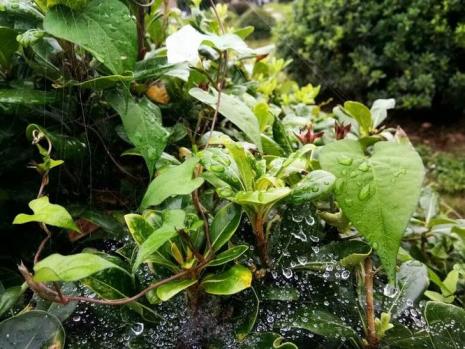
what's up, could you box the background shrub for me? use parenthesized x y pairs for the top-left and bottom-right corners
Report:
(238, 7), (275, 40)
(276, 0), (465, 116)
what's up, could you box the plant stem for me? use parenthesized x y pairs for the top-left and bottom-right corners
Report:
(253, 214), (269, 268)
(364, 256), (379, 349)
(135, 1), (146, 60)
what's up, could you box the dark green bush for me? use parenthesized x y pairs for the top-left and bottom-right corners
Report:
(276, 0), (465, 114)
(229, 0), (250, 15)
(238, 7), (275, 40)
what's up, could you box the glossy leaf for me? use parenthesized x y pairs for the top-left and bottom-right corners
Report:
(387, 260), (429, 317)
(125, 214), (155, 245)
(33, 253), (128, 282)
(44, 0), (137, 74)
(233, 188), (291, 207)
(0, 310), (65, 349)
(140, 157), (204, 209)
(0, 89), (55, 105)
(13, 196), (79, 231)
(226, 143), (257, 191)
(319, 140), (424, 281)
(133, 209), (185, 272)
(210, 203), (242, 252)
(156, 279), (197, 302)
(343, 101), (372, 135)
(425, 302), (465, 347)
(0, 284), (26, 317)
(208, 245), (248, 266)
(190, 88), (262, 151)
(106, 90), (169, 177)
(201, 265), (252, 295)
(287, 170), (335, 204)
(285, 308), (359, 341)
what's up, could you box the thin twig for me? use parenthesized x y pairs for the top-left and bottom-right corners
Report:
(34, 224), (51, 264)
(192, 187), (211, 250)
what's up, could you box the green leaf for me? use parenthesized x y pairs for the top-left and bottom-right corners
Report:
(124, 214), (155, 245)
(201, 265), (252, 295)
(106, 90), (169, 177)
(319, 140), (424, 281)
(33, 252), (128, 282)
(46, 0), (90, 10)
(208, 245), (248, 266)
(233, 188), (291, 207)
(387, 260), (429, 317)
(272, 117), (293, 155)
(13, 196), (79, 231)
(287, 170), (335, 204)
(210, 203), (242, 252)
(44, 0), (137, 74)
(0, 310), (65, 349)
(156, 279), (197, 301)
(140, 157), (204, 210)
(133, 209), (185, 272)
(0, 283), (27, 317)
(190, 88), (262, 151)
(425, 302), (465, 347)
(343, 101), (372, 135)
(285, 308), (359, 341)
(226, 142), (257, 191)
(0, 89), (56, 104)
(0, 27), (18, 68)
(235, 288), (260, 340)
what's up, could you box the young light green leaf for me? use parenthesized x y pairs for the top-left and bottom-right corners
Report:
(226, 143), (257, 191)
(124, 214), (155, 245)
(233, 188), (291, 207)
(208, 245), (248, 266)
(106, 90), (169, 177)
(190, 88), (262, 151)
(210, 203), (242, 252)
(319, 140), (424, 281)
(287, 170), (335, 204)
(33, 253), (128, 282)
(343, 101), (372, 135)
(0, 310), (65, 349)
(201, 265), (252, 295)
(140, 157), (204, 210)
(156, 279), (197, 302)
(133, 210), (185, 272)
(44, 0), (137, 74)
(13, 196), (79, 231)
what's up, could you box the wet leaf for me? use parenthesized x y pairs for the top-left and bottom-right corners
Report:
(13, 196), (80, 231)
(44, 0), (137, 74)
(33, 252), (128, 282)
(201, 265), (252, 295)
(319, 140), (424, 281)
(208, 245), (248, 266)
(190, 88), (262, 151)
(0, 310), (65, 349)
(140, 157), (204, 209)
(287, 170), (335, 204)
(210, 203), (242, 252)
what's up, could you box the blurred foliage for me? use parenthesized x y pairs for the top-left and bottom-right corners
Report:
(238, 7), (275, 40)
(276, 0), (465, 116)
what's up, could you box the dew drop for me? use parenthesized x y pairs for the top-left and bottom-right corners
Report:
(337, 155), (353, 166)
(131, 322), (144, 335)
(358, 184), (371, 201)
(383, 284), (398, 298)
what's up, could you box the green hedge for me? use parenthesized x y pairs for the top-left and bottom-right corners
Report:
(238, 7), (276, 40)
(276, 0), (465, 115)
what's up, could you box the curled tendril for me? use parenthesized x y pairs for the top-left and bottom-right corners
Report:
(31, 129), (52, 155)
(131, 0), (157, 7)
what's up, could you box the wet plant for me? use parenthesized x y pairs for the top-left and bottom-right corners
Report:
(1, 0), (465, 348)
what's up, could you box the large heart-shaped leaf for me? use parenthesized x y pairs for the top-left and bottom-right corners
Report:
(33, 253), (128, 282)
(106, 90), (169, 178)
(44, 0), (137, 74)
(189, 88), (262, 151)
(13, 196), (79, 231)
(287, 170), (335, 204)
(140, 157), (204, 210)
(0, 311), (65, 349)
(319, 140), (424, 281)
(201, 265), (252, 295)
